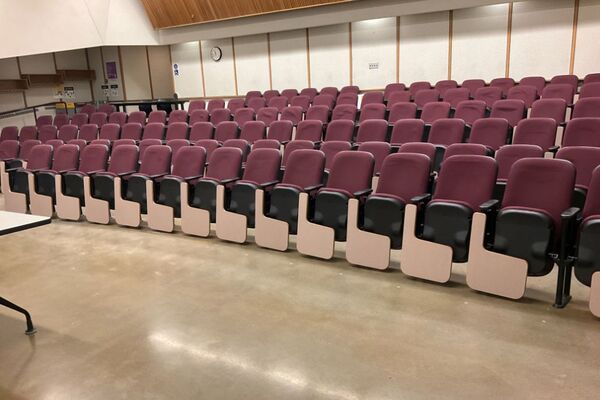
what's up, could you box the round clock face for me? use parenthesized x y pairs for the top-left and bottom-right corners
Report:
(210, 47), (222, 62)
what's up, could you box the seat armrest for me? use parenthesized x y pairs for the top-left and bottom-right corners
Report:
(479, 199), (500, 213)
(220, 177), (240, 185)
(353, 188), (373, 198)
(85, 169), (105, 176)
(548, 146), (560, 154)
(303, 184), (323, 192)
(116, 170), (138, 177)
(410, 193), (431, 205)
(561, 207), (580, 221)
(280, 140), (289, 145)
(147, 173), (168, 179)
(183, 174), (204, 181)
(258, 180), (279, 189)
(58, 168), (78, 174)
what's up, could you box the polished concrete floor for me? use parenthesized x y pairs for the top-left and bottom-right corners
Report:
(1, 194), (600, 400)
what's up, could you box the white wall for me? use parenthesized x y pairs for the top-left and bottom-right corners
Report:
(573, 0), (600, 77)
(309, 24), (351, 89)
(171, 42), (205, 98)
(120, 46), (152, 100)
(270, 30), (308, 91)
(233, 34), (271, 94)
(201, 38), (237, 97)
(351, 18), (397, 88)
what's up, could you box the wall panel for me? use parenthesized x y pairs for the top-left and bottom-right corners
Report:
(233, 34), (271, 94)
(100, 46), (125, 101)
(170, 42), (204, 98)
(309, 24), (350, 89)
(509, 0), (574, 80)
(200, 38), (237, 96)
(54, 49), (93, 103)
(270, 29), (308, 90)
(351, 17), (396, 89)
(399, 12), (449, 84)
(19, 53), (57, 106)
(0, 56), (27, 126)
(147, 45), (175, 98)
(573, 0), (600, 77)
(87, 47), (107, 101)
(120, 46), (152, 100)
(452, 4), (508, 82)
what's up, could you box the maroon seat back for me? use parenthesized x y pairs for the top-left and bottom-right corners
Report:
(442, 88), (470, 108)
(46, 139), (64, 149)
(19, 126), (38, 142)
(281, 149), (325, 189)
(390, 119), (425, 145)
(383, 83), (406, 101)
(542, 84), (575, 104)
(324, 120), (355, 142)
(320, 87), (338, 100)
(280, 106), (303, 125)
(507, 85), (538, 108)
(128, 111), (147, 126)
(386, 91), (412, 108)
(214, 121), (240, 142)
(112, 139), (136, 149)
(244, 92), (261, 104)
(79, 144), (109, 174)
(454, 100), (486, 125)
(247, 97), (267, 112)
(263, 90), (280, 103)
(420, 102), (451, 124)
(428, 119), (465, 146)
(166, 139), (190, 159)
(0, 126), (18, 142)
(38, 125), (58, 143)
(267, 120), (293, 143)
(375, 153), (431, 202)
(397, 142), (437, 161)
(268, 96), (289, 112)
(253, 139), (280, 150)
(189, 109), (210, 125)
(468, 118), (510, 151)
(282, 140), (315, 167)
(357, 142), (391, 174)
(89, 112), (107, 127)
(340, 85), (359, 94)
(68, 139), (87, 151)
(0, 140), (19, 159)
(312, 94), (335, 109)
(530, 98), (567, 124)
(474, 87), (503, 108)
(188, 100), (206, 113)
(107, 145), (139, 174)
(414, 89), (440, 108)
(98, 104), (115, 115)
(99, 123), (121, 141)
(139, 145), (172, 176)
(239, 121), (266, 144)
(578, 82), (600, 99)
(241, 148), (281, 184)
(295, 120), (323, 142)
(227, 99), (245, 113)
(207, 99), (226, 114)
(556, 146), (600, 190)
(433, 155), (497, 210)
(563, 118), (600, 147)
(27, 145), (53, 170)
(387, 102), (417, 123)
(336, 93), (358, 106)
(71, 113), (89, 128)
(210, 108), (232, 125)
(165, 122), (189, 141)
(359, 103), (386, 122)
(443, 143), (488, 160)
(434, 80), (458, 96)
(53, 114), (69, 129)
(168, 110), (188, 125)
(584, 74), (600, 84)
(18, 140), (41, 161)
(224, 139), (250, 162)
(190, 122), (215, 142)
(490, 77), (516, 96)
(409, 81), (431, 97)
(360, 92), (384, 107)
(495, 144), (544, 181)
(291, 95), (311, 112)
(519, 76), (546, 93)
(50, 144), (79, 172)
(513, 118), (557, 151)
(256, 107), (279, 126)
(194, 139), (220, 162)
(355, 119), (388, 143)
(121, 123), (143, 141)
(489, 99), (526, 127)
(320, 141), (352, 170)
(36, 115), (53, 128)
(148, 111), (167, 124)
(139, 139), (162, 161)
(331, 105), (357, 122)
(142, 122), (165, 140)
(300, 88), (318, 101)
(108, 112), (127, 126)
(171, 146), (206, 179)
(550, 74), (579, 91)
(573, 98), (600, 118)
(502, 158), (575, 229)
(325, 151), (374, 195)
(79, 104), (96, 116)
(460, 79), (486, 96)
(305, 105), (330, 124)
(281, 89), (299, 101)
(57, 125), (78, 142)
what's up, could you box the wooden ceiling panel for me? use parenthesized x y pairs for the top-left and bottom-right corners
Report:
(140, 0), (352, 29)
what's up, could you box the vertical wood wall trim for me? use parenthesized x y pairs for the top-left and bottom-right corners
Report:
(266, 33), (273, 90)
(85, 48), (95, 101)
(117, 46), (127, 100)
(199, 41), (207, 97)
(348, 22), (353, 85)
(145, 46), (155, 99)
(231, 37), (239, 95)
(396, 16), (400, 83)
(15, 57), (27, 107)
(505, 3), (513, 78)
(167, 45), (175, 96)
(305, 28), (311, 87)
(569, 0), (580, 74)
(448, 10), (453, 80)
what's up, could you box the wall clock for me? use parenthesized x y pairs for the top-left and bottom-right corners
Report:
(210, 47), (222, 62)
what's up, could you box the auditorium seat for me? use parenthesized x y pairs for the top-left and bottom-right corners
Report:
(442, 143), (489, 160)
(0, 140), (19, 160)
(584, 73), (600, 84)
(383, 83), (406, 101)
(579, 82), (600, 99)
(189, 122), (214, 141)
(268, 96), (289, 112)
(420, 102), (451, 124)
(215, 148), (282, 243)
(1, 126), (19, 142)
(556, 146), (600, 208)
(207, 99), (226, 113)
(256, 107), (279, 126)
(400, 155), (497, 283)
(139, 139), (162, 160)
(252, 139), (280, 150)
(53, 114), (69, 129)
(396, 142), (438, 162)
(255, 149), (325, 251)
(300, 88), (318, 101)
(239, 121), (266, 144)
(282, 140), (316, 167)
(38, 125), (58, 143)
(489, 99), (526, 127)
(99, 123), (121, 142)
(296, 150), (374, 259)
(266, 120), (293, 144)
(281, 89), (299, 101)
(112, 139), (136, 149)
(194, 139), (220, 161)
(355, 119), (389, 143)
(542, 84), (575, 105)
(233, 108), (256, 127)
(168, 110), (188, 125)
(460, 79), (486, 97)
(312, 94), (335, 109)
(35, 115), (53, 128)
(414, 89), (440, 108)
(572, 98), (600, 118)
(387, 102), (417, 123)
(56, 125), (78, 142)
(188, 100), (206, 112)
(227, 99), (246, 113)
(89, 112), (108, 128)
(386, 91), (412, 109)
(108, 112), (127, 126)
(357, 141), (391, 175)
(98, 104), (116, 115)
(214, 121), (240, 143)
(507, 85), (538, 108)
(519, 76), (546, 93)
(79, 104), (96, 116)
(389, 119), (425, 146)
(291, 95), (311, 112)
(165, 122), (189, 141)
(45, 139), (64, 149)
(359, 103), (386, 122)
(409, 81), (431, 98)
(550, 74), (579, 92)
(280, 106), (303, 125)
(427, 118), (467, 169)
(331, 105), (357, 122)
(465, 158), (575, 303)
(320, 87), (339, 100)
(493, 144), (545, 201)
(166, 139), (191, 159)
(17, 140), (41, 162)
(442, 88), (470, 108)
(128, 111), (147, 126)
(434, 80), (458, 96)
(263, 90), (280, 103)
(295, 120), (323, 143)
(19, 126), (38, 142)
(490, 77), (516, 96)
(530, 98), (567, 125)
(341, 85), (359, 94)
(324, 120), (355, 142)
(141, 122), (165, 141)
(474, 86), (503, 108)
(512, 118), (558, 152)
(210, 108), (232, 125)
(360, 92), (384, 107)
(189, 109), (210, 124)
(562, 117), (600, 147)
(71, 113), (89, 128)
(336, 92), (358, 106)
(120, 123), (143, 141)
(468, 118), (510, 151)
(320, 141), (352, 171)
(247, 97), (267, 112)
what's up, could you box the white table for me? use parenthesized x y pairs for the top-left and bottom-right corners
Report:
(0, 210), (51, 335)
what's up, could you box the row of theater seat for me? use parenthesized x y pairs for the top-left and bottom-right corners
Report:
(2, 138), (600, 318)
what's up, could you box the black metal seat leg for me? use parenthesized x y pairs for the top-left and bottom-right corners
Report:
(0, 297), (37, 335)
(553, 259), (572, 308)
